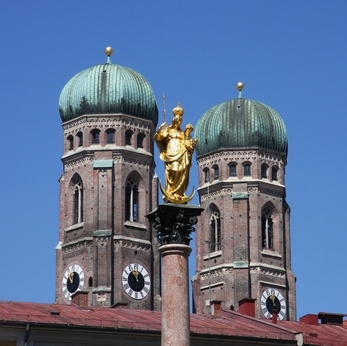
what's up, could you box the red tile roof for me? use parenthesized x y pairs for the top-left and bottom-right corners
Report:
(0, 301), (346, 345)
(279, 319), (347, 346)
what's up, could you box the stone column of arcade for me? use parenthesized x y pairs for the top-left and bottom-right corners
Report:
(147, 104), (203, 346)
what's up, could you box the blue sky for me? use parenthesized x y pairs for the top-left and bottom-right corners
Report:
(1, 1), (347, 320)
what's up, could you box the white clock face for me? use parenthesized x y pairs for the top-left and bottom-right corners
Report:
(261, 288), (287, 320)
(62, 264), (85, 300)
(122, 263), (151, 300)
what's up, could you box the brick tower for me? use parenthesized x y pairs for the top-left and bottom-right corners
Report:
(192, 83), (296, 320)
(55, 47), (160, 310)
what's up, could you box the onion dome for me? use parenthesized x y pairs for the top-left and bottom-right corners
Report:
(195, 82), (288, 157)
(59, 47), (158, 125)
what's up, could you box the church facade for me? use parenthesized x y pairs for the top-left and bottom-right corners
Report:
(192, 84), (296, 320)
(55, 47), (161, 310)
(55, 48), (296, 321)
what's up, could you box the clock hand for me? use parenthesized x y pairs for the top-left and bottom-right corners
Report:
(270, 294), (276, 306)
(68, 272), (74, 284)
(132, 270), (139, 282)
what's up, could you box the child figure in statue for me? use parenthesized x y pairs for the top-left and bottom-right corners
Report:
(154, 104), (197, 204)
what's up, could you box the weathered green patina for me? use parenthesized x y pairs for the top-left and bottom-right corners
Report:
(59, 61), (158, 125)
(195, 98), (288, 156)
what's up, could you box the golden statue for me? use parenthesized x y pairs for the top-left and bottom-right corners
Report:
(154, 104), (197, 204)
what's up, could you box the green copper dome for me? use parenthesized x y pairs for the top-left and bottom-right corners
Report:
(195, 98), (288, 156)
(59, 53), (158, 125)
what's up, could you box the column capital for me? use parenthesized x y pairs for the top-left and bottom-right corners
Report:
(146, 203), (203, 246)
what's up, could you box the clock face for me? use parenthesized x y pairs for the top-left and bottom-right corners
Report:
(261, 288), (287, 320)
(122, 263), (151, 300)
(62, 264), (85, 300)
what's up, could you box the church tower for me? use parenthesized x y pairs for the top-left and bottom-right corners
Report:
(55, 48), (160, 310)
(192, 83), (296, 320)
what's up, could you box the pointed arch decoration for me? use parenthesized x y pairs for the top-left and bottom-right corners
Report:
(261, 206), (273, 249)
(209, 204), (221, 252)
(70, 173), (84, 224)
(125, 175), (139, 222)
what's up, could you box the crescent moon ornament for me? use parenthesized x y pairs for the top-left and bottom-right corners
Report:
(159, 181), (195, 204)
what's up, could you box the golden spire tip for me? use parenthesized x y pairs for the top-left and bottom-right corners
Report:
(236, 82), (244, 91)
(105, 46), (113, 56)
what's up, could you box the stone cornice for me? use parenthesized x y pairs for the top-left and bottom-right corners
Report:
(198, 179), (285, 200)
(199, 262), (286, 276)
(62, 114), (154, 135)
(62, 150), (153, 173)
(62, 237), (93, 253)
(197, 148), (286, 165)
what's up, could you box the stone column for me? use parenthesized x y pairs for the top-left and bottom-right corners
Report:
(147, 203), (203, 346)
(160, 244), (191, 346)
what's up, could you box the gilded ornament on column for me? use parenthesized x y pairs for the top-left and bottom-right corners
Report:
(154, 104), (197, 204)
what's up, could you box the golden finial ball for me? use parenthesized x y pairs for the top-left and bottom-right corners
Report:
(105, 46), (113, 56)
(236, 82), (244, 91)
(172, 103), (184, 116)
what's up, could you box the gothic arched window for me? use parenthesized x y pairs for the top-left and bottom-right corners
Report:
(91, 129), (100, 144)
(76, 132), (83, 147)
(212, 165), (219, 180)
(106, 129), (115, 143)
(137, 133), (145, 148)
(125, 177), (139, 222)
(261, 164), (268, 179)
(262, 208), (273, 249)
(67, 135), (74, 151)
(272, 167), (278, 181)
(125, 130), (133, 146)
(210, 209), (221, 252)
(244, 163), (251, 176)
(73, 179), (84, 224)
(203, 168), (210, 183)
(229, 163), (237, 177)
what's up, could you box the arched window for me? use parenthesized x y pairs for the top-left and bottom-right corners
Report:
(125, 176), (139, 222)
(88, 276), (93, 288)
(106, 129), (115, 144)
(203, 168), (210, 183)
(229, 163), (237, 177)
(76, 132), (83, 147)
(244, 163), (251, 176)
(137, 133), (145, 148)
(67, 135), (74, 150)
(210, 209), (221, 252)
(272, 167), (278, 181)
(212, 165), (219, 180)
(261, 164), (268, 179)
(91, 129), (100, 144)
(125, 130), (133, 146)
(262, 208), (273, 249)
(73, 178), (84, 224)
